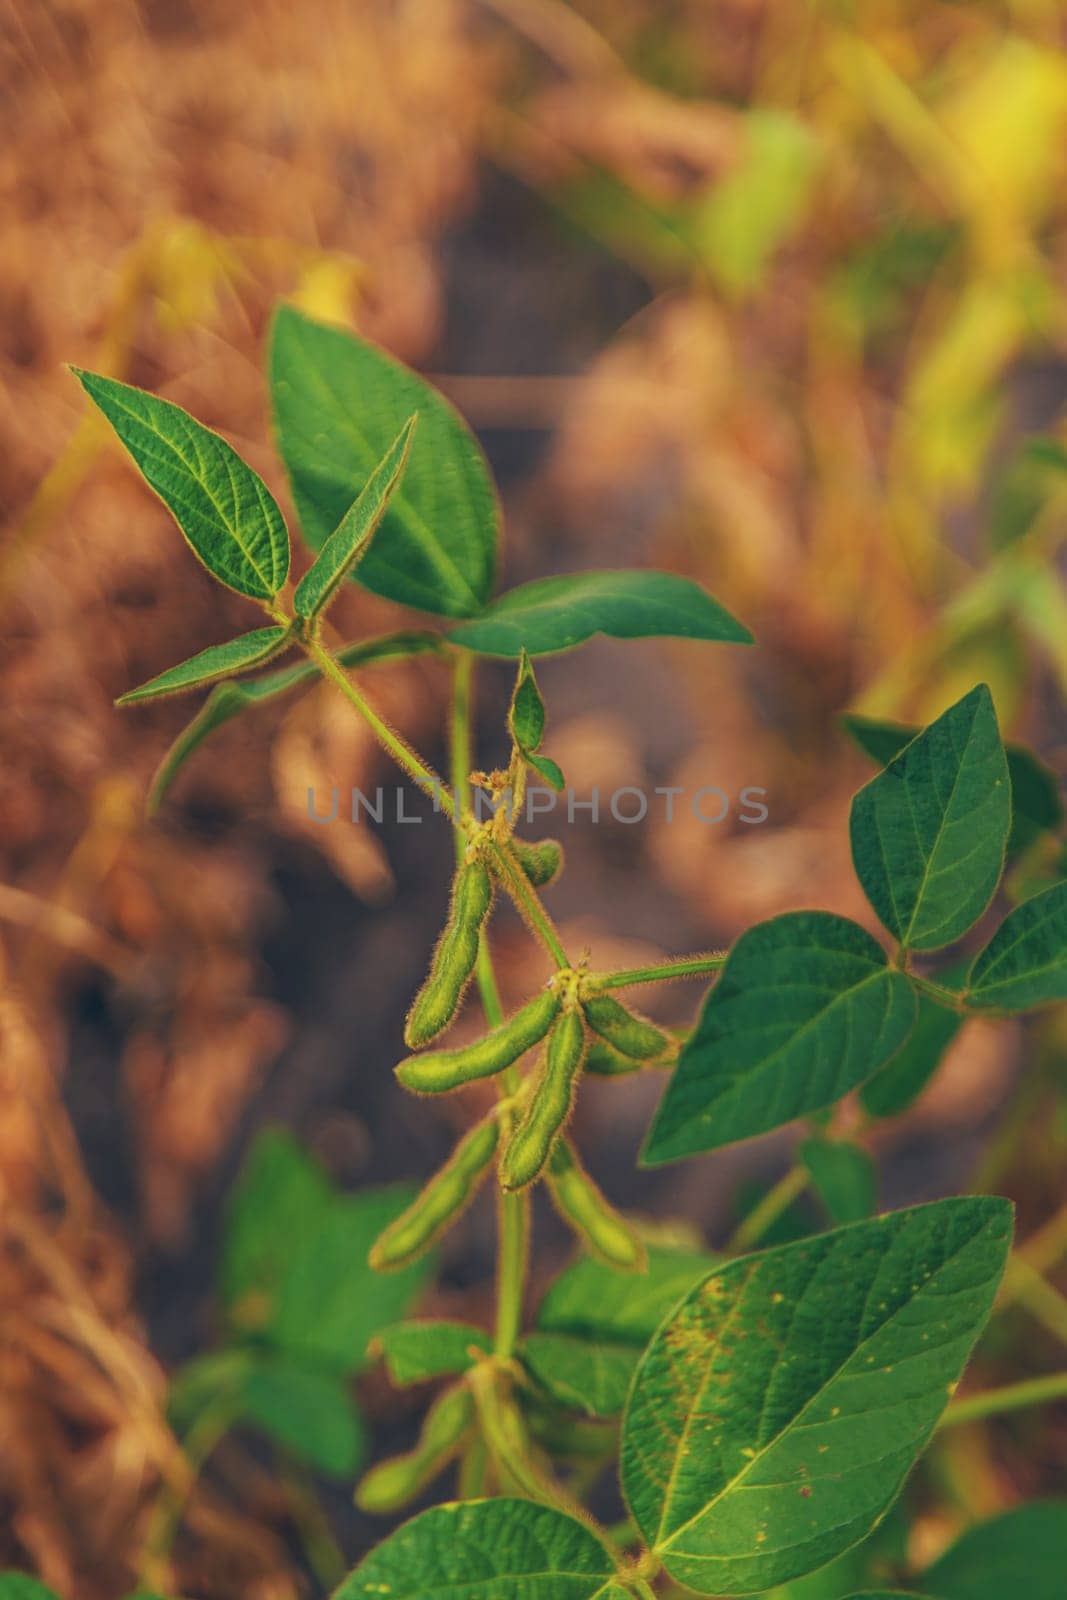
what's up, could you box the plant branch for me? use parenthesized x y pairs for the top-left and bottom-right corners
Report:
(726, 1165), (809, 1254)
(939, 1370), (1067, 1429)
(305, 634), (454, 812)
(587, 952), (728, 991)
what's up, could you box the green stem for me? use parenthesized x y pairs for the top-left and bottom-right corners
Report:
(306, 635), (453, 813)
(487, 836), (569, 969)
(281, 1460), (346, 1589)
(939, 1370), (1067, 1429)
(588, 952), (728, 991)
(727, 1165), (809, 1253)
(908, 972), (970, 1013)
(450, 654), (530, 1361)
(138, 1398), (236, 1584)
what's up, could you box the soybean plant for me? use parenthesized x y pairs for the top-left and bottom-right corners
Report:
(54, 307), (1067, 1600)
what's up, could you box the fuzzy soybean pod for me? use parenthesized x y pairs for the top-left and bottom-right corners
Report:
(405, 859), (493, 1048)
(396, 988), (560, 1094)
(499, 1009), (586, 1192)
(369, 1115), (499, 1272)
(581, 993), (669, 1061)
(546, 1138), (646, 1272)
(583, 1037), (642, 1077)
(512, 837), (564, 889)
(356, 1382), (475, 1514)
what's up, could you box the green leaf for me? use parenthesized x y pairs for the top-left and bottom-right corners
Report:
(538, 1246), (714, 1345)
(509, 648), (546, 754)
(221, 1130), (431, 1371)
(839, 1593), (928, 1599)
(966, 880), (1067, 1010)
(849, 687), (1010, 950)
(293, 414), (417, 619)
(169, 1347), (365, 1479)
(919, 1501), (1067, 1600)
(117, 626), (291, 705)
(527, 752), (566, 792)
(270, 305), (497, 618)
(373, 1320), (491, 1386)
(222, 1128), (332, 1324)
(270, 1185), (433, 1374)
(1003, 744), (1064, 856)
(72, 368), (289, 600)
(0, 1579), (61, 1600)
(843, 715), (1062, 861)
(800, 1137), (877, 1224)
(522, 1331), (641, 1419)
(239, 1360), (366, 1478)
(147, 630), (441, 812)
(860, 989), (962, 1119)
(450, 570), (753, 658)
(335, 1499), (617, 1600)
(642, 912), (916, 1165)
(525, 1246), (714, 1418)
(621, 1197), (1013, 1596)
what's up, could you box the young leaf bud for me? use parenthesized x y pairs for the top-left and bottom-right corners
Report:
(499, 1010), (586, 1191)
(581, 994), (669, 1061)
(369, 1116), (499, 1271)
(396, 989), (560, 1094)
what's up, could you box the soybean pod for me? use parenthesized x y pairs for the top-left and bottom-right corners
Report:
(355, 1382), (475, 1514)
(396, 989), (560, 1094)
(584, 1037), (641, 1077)
(405, 858), (492, 1048)
(546, 1138), (646, 1271)
(369, 1115), (498, 1271)
(499, 1009), (586, 1191)
(512, 837), (564, 889)
(581, 993), (669, 1061)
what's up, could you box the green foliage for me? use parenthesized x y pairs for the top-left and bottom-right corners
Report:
(800, 1136), (877, 1223)
(849, 686), (1010, 950)
(643, 912), (915, 1163)
(860, 986), (963, 1118)
(621, 1199), (1012, 1594)
(72, 368), (290, 599)
(0, 1579), (62, 1600)
(118, 625), (291, 704)
(86, 302), (1066, 1600)
(919, 1500), (1067, 1600)
(843, 713), (1062, 860)
(292, 413), (416, 619)
(966, 880), (1067, 1009)
(270, 305), (497, 617)
(172, 1129), (428, 1480)
(523, 1245), (712, 1417)
(336, 1500), (617, 1599)
(508, 647), (547, 755)
(147, 630), (440, 812)
(450, 570), (753, 658)
(372, 1320), (491, 1386)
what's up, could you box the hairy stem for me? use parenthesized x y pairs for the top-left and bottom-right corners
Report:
(587, 952), (728, 991)
(939, 1370), (1067, 1429)
(451, 653), (529, 1361)
(306, 635), (453, 810)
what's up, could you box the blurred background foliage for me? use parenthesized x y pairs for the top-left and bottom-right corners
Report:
(1, 1), (1066, 1596)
